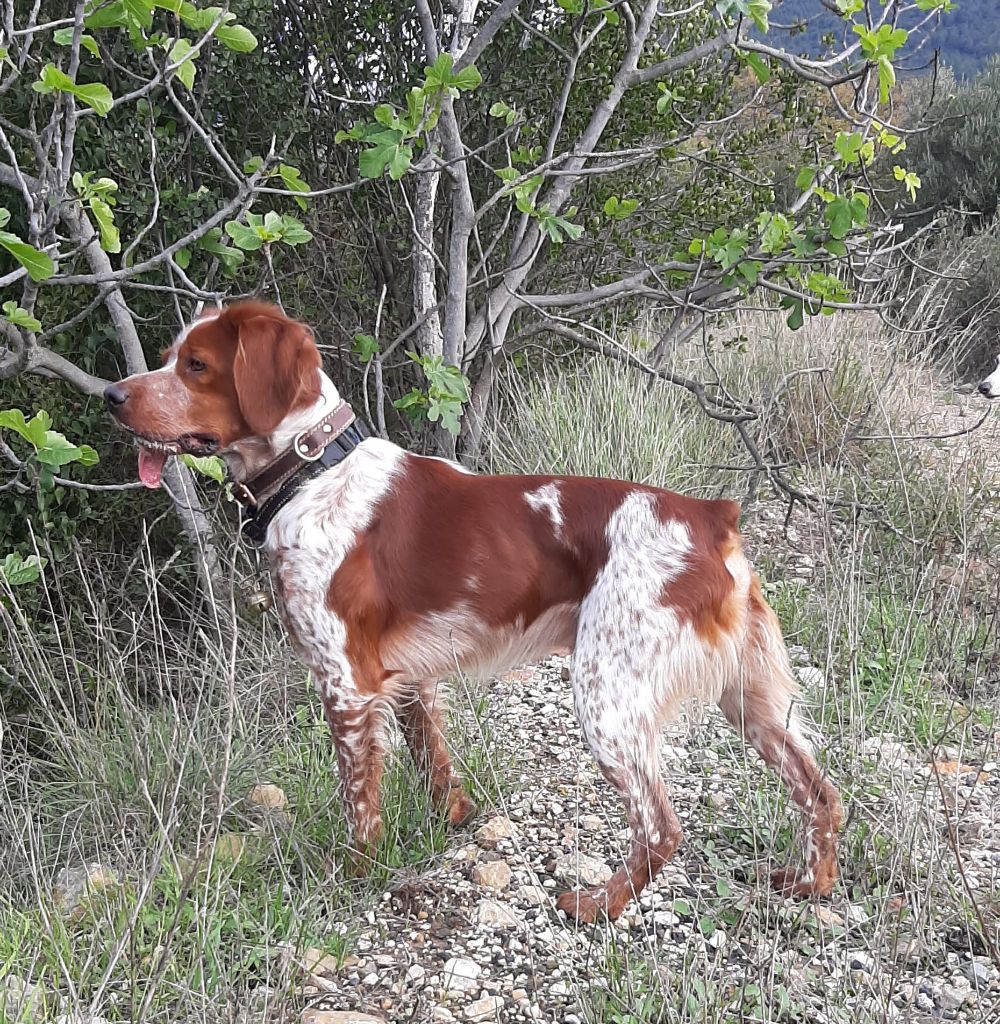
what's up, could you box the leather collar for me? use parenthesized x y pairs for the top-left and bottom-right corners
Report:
(233, 402), (371, 545)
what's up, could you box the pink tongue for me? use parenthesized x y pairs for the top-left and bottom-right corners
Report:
(138, 448), (168, 489)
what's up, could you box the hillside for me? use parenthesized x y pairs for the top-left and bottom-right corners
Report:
(773, 0), (1000, 78)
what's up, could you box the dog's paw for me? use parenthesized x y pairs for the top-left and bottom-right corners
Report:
(769, 865), (836, 899)
(447, 790), (478, 828)
(556, 888), (608, 924)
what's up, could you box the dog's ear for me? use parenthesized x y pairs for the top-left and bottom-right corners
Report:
(233, 314), (322, 436)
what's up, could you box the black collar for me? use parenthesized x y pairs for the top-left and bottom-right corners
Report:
(235, 413), (371, 546)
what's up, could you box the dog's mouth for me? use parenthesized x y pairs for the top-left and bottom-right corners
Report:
(132, 433), (220, 489)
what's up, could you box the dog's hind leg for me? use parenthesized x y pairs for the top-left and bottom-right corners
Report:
(397, 680), (477, 827)
(556, 653), (684, 923)
(718, 581), (842, 896)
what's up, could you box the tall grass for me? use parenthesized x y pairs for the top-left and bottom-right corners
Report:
(0, 537), (499, 1023)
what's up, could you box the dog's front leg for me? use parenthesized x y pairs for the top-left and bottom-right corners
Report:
(319, 687), (386, 875)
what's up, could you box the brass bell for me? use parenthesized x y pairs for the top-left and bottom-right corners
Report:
(245, 588), (273, 614)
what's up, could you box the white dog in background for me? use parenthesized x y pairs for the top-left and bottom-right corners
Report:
(979, 357), (1000, 398)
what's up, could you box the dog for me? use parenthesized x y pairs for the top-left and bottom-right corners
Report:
(104, 301), (842, 922)
(979, 357), (1000, 399)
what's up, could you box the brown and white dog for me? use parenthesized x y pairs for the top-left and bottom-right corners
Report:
(104, 301), (842, 922)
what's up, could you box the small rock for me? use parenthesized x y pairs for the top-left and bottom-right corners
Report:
(475, 816), (516, 846)
(52, 863), (119, 915)
(516, 884), (548, 906)
(703, 791), (728, 811)
(406, 963), (426, 986)
(812, 906), (844, 929)
(549, 980), (570, 997)
(475, 899), (522, 929)
(247, 783), (288, 810)
(4, 977), (48, 1022)
(296, 947), (342, 978)
(553, 852), (612, 887)
(795, 667), (825, 689)
(962, 961), (994, 990)
(847, 950), (876, 973)
(472, 860), (512, 891)
(301, 1013), (386, 1024)
(213, 832), (245, 863)
(442, 956), (481, 995)
(431, 1009), (455, 1023)
(936, 981), (970, 1010)
(578, 814), (603, 832)
(464, 995), (504, 1021)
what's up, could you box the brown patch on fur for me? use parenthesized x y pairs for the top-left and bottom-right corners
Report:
(106, 301), (321, 449)
(657, 497), (744, 645)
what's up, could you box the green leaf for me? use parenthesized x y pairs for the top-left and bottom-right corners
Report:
(603, 195), (639, 220)
(877, 54), (895, 105)
(53, 28), (102, 59)
(180, 453), (226, 483)
(0, 553), (47, 587)
(2, 302), (41, 333)
(215, 23), (258, 52)
(35, 433), (90, 468)
(359, 145), (394, 179)
(352, 333), (379, 364)
(745, 51), (771, 84)
(0, 231), (55, 281)
(783, 297), (804, 330)
(33, 64), (115, 115)
(197, 228), (244, 273)
(123, 0), (154, 30)
(168, 38), (196, 90)
(795, 167), (815, 191)
(85, 0), (128, 30)
(388, 145), (412, 180)
(452, 64), (482, 92)
(224, 220), (263, 251)
(278, 164), (311, 210)
(278, 215), (313, 245)
(90, 197), (121, 253)
(0, 409), (41, 446)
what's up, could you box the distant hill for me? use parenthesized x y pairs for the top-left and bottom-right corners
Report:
(770, 0), (999, 79)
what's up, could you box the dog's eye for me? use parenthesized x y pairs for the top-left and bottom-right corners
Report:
(188, 358), (206, 373)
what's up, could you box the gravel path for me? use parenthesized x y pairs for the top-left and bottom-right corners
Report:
(300, 654), (1000, 1024)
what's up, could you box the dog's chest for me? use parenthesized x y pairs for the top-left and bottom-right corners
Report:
(263, 439), (403, 671)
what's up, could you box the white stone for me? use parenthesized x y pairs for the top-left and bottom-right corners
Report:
(553, 852), (612, 887)
(442, 957), (481, 995)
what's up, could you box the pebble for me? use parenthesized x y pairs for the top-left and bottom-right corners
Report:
(442, 957), (481, 995)
(464, 995), (504, 1021)
(475, 899), (522, 929)
(472, 859), (512, 891)
(552, 852), (612, 887)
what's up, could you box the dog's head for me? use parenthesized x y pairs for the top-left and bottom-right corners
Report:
(104, 302), (322, 488)
(978, 355), (1000, 400)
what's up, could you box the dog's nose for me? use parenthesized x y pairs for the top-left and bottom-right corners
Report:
(978, 381), (993, 397)
(103, 383), (129, 407)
